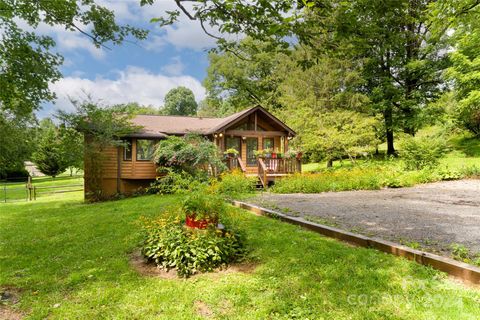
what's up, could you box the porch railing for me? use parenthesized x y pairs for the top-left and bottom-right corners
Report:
(260, 158), (302, 175)
(224, 157), (247, 173)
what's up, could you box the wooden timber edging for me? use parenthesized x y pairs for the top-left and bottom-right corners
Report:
(231, 200), (480, 284)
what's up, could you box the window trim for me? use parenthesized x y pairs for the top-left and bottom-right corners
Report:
(123, 138), (132, 161)
(246, 137), (258, 167)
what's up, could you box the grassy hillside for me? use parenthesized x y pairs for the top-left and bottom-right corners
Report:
(0, 193), (479, 319)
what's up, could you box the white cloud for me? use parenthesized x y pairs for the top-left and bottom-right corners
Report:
(57, 32), (106, 60)
(50, 66), (206, 112)
(14, 18), (105, 60)
(161, 56), (185, 76)
(152, 20), (218, 51)
(128, 0), (219, 52)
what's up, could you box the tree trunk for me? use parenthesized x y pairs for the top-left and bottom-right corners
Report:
(326, 159), (333, 168)
(384, 107), (396, 155)
(386, 129), (395, 155)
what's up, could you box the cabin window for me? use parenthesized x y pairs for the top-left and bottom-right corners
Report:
(263, 137), (274, 150)
(225, 136), (241, 157)
(136, 139), (156, 161)
(246, 138), (258, 166)
(123, 139), (132, 161)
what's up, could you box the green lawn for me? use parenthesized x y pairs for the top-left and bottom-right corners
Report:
(1, 193), (479, 319)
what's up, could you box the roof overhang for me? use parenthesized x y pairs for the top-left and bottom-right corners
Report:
(207, 105), (296, 136)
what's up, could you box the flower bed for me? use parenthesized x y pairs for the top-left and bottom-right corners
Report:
(141, 192), (246, 277)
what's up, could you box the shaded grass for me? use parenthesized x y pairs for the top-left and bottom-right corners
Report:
(0, 193), (479, 319)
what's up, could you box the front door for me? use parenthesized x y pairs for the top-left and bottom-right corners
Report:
(246, 137), (258, 166)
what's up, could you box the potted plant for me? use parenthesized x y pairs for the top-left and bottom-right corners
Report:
(264, 148), (272, 158)
(224, 148), (239, 158)
(285, 149), (298, 159)
(277, 152), (284, 159)
(182, 191), (225, 229)
(254, 149), (265, 158)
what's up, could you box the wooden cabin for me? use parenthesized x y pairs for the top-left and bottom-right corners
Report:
(85, 106), (300, 197)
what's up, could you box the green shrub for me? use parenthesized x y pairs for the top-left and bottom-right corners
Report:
(0, 167), (30, 181)
(147, 169), (208, 195)
(399, 136), (448, 171)
(436, 168), (463, 181)
(141, 210), (245, 277)
(213, 170), (256, 197)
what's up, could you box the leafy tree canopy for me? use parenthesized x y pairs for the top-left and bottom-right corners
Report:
(203, 37), (285, 111)
(162, 87), (198, 116)
(440, 1), (480, 136)
(0, 111), (36, 176)
(0, 0), (147, 118)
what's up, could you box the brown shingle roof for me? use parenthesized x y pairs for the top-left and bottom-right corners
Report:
(127, 106), (295, 138)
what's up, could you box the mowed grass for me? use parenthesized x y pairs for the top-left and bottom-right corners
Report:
(1, 193), (479, 319)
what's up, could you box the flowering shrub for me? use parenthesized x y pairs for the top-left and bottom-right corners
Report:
(141, 211), (245, 277)
(154, 133), (226, 174)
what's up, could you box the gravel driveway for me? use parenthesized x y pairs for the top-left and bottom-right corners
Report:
(250, 180), (480, 257)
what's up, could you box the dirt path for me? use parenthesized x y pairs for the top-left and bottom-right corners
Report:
(250, 180), (480, 257)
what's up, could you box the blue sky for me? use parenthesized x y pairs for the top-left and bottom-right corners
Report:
(37, 0), (219, 118)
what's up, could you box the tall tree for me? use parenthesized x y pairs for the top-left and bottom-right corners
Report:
(153, 0), (449, 155)
(339, 0), (448, 154)
(162, 87), (198, 116)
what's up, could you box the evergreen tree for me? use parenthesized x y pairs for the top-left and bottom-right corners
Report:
(32, 119), (67, 178)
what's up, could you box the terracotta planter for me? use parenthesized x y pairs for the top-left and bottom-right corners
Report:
(272, 153), (277, 159)
(185, 214), (218, 229)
